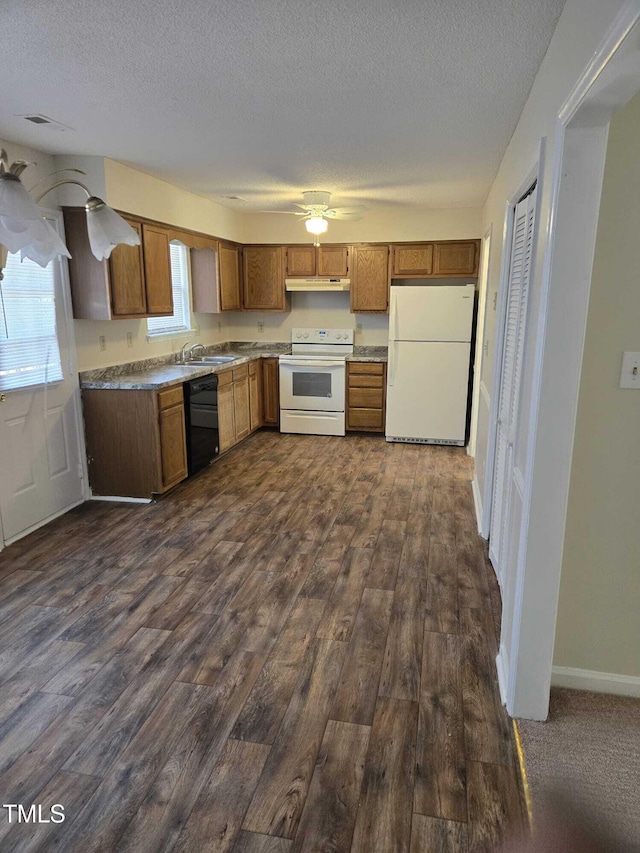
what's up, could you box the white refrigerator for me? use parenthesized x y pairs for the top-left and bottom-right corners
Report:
(385, 284), (475, 446)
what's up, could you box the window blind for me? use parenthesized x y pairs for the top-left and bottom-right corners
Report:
(147, 242), (192, 335)
(0, 251), (63, 391)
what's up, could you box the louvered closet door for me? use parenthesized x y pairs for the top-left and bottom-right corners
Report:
(489, 187), (537, 585)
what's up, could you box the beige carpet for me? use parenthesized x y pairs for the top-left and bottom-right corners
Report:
(517, 688), (640, 851)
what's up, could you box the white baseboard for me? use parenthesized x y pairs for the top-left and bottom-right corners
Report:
(89, 495), (152, 504)
(551, 665), (640, 698)
(471, 476), (485, 537)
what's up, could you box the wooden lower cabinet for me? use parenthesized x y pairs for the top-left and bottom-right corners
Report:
(346, 362), (387, 432)
(249, 360), (263, 432)
(217, 373), (236, 453)
(217, 360), (264, 453)
(262, 357), (280, 426)
(233, 365), (251, 442)
(82, 384), (187, 498)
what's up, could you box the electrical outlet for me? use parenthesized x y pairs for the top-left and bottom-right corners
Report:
(492, 292), (498, 310)
(619, 352), (640, 389)
(194, 324), (201, 336)
(356, 323), (362, 334)
(126, 332), (133, 348)
(217, 321), (222, 331)
(99, 335), (106, 351)
(257, 321), (264, 333)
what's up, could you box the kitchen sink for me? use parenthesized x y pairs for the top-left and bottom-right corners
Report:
(191, 355), (236, 364)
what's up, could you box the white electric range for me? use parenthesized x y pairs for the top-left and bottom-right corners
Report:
(279, 328), (354, 436)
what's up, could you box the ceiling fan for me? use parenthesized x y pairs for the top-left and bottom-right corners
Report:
(264, 191), (366, 236)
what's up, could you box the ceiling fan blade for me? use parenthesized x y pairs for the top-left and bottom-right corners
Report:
(258, 210), (308, 215)
(325, 208), (366, 221)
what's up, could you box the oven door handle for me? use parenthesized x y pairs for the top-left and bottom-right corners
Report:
(280, 360), (345, 369)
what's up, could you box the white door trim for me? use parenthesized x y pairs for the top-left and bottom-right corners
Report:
(501, 0), (640, 719)
(468, 225), (492, 461)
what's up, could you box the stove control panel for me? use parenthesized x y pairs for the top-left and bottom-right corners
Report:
(291, 328), (354, 344)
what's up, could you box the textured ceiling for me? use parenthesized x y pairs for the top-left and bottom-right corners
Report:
(2, 0), (565, 212)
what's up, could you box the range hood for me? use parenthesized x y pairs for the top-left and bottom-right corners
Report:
(285, 278), (350, 292)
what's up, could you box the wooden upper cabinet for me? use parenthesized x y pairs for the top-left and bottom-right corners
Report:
(63, 208), (175, 320)
(108, 219), (147, 316)
(286, 246), (316, 277)
(318, 246), (349, 277)
(393, 244), (433, 277)
(219, 243), (242, 311)
(190, 245), (219, 313)
(242, 246), (288, 311)
(142, 224), (173, 315)
(433, 241), (478, 276)
(351, 245), (390, 313)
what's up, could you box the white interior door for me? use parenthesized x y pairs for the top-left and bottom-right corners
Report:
(0, 210), (85, 545)
(489, 187), (537, 585)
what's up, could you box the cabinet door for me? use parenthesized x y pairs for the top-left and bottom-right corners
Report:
(249, 364), (263, 432)
(190, 246), (219, 313)
(159, 403), (187, 488)
(393, 244), (433, 276)
(351, 245), (390, 313)
(433, 241), (478, 276)
(143, 224), (174, 315)
(219, 243), (241, 311)
(262, 358), (280, 426)
(109, 219), (147, 316)
(286, 246), (316, 277)
(242, 246), (286, 311)
(318, 246), (349, 277)
(217, 379), (236, 452)
(233, 376), (251, 441)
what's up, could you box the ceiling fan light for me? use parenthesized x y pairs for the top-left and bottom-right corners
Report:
(305, 216), (328, 235)
(85, 197), (141, 261)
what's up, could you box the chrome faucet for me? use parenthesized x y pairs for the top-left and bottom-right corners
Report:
(187, 343), (206, 360)
(179, 341), (192, 363)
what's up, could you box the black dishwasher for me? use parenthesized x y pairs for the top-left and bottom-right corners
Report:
(183, 376), (220, 475)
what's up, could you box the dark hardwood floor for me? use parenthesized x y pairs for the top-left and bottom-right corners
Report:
(0, 431), (525, 852)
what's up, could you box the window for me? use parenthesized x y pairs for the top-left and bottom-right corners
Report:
(147, 241), (192, 336)
(0, 251), (63, 391)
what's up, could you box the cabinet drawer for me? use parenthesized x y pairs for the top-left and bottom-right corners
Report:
(217, 369), (233, 387)
(348, 362), (385, 376)
(349, 387), (384, 409)
(348, 373), (385, 389)
(232, 363), (249, 382)
(157, 386), (183, 410)
(348, 408), (384, 430)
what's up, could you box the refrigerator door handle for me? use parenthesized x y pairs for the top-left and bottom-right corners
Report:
(388, 339), (398, 387)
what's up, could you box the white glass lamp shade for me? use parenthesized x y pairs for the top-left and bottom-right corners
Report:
(0, 173), (49, 254)
(86, 198), (141, 261)
(20, 218), (71, 267)
(305, 216), (328, 235)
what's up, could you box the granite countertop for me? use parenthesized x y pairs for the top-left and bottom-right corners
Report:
(80, 342), (388, 391)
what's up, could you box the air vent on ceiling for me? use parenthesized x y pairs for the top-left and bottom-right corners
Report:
(18, 114), (72, 132)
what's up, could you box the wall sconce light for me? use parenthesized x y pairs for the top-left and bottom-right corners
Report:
(0, 149), (140, 271)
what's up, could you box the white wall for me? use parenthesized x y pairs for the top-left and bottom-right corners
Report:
(474, 0), (626, 500)
(242, 207), (481, 245)
(553, 91), (640, 677)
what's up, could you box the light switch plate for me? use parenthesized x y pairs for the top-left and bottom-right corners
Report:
(619, 352), (640, 389)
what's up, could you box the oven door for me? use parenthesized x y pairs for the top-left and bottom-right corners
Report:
(279, 358), (346, 412)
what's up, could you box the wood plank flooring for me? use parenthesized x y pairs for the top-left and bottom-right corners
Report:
(0, 431), (526, 852)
